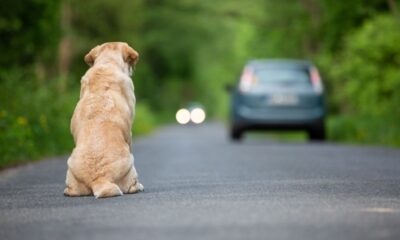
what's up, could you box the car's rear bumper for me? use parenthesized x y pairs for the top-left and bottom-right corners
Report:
(232, 105), (325, 130)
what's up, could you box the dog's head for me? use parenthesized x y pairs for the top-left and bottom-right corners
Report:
(84, 42), (139, 75)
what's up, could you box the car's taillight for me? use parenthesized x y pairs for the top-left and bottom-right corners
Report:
(239, 67), (257, 92)
(310, 67), (323, 94)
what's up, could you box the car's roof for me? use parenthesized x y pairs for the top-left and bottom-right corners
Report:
(246, 59), (313, 69)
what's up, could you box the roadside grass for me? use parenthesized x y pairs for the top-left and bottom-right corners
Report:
(0, 71), (76, 169)
(0, 71), (159, 169)
(0, 100), (158, 169)
(234, 115), (400, 147)
(247, 131), (307, 143)
(132, 102), (158, 136)
(327, 115), (400, 147)
(1, 71), (398, 170)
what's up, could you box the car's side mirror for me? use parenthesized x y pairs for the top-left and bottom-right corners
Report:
(225, 84), (234, 93)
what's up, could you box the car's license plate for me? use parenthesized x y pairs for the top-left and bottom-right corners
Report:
(268, 94), (299, 106)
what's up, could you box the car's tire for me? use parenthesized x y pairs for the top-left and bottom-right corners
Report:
(230, 127), (243, 141)
(308, 121), (326, 141)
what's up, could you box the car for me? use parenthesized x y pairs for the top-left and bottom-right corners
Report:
(228, 59), (326, 141)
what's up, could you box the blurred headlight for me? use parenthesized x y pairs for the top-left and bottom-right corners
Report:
(176, 108), (191, 124)
(190, 108), (206, 124)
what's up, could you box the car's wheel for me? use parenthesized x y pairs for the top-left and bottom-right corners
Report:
(308, 121), (326, 141)
(230, 127), (243, 141)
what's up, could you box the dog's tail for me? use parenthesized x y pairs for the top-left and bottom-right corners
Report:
(92, 180), (123, 199)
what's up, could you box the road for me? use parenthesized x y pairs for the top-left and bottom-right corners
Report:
(1, 123), (400, 240)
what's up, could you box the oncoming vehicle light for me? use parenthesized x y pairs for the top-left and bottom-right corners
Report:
(176, 108), (191, 125)
(190, 108), (206, 124)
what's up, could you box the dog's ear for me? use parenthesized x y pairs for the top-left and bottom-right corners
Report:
(84, 45), (101, 66)
(123, 45), (139, 66)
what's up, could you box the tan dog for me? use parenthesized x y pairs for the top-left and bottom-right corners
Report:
(64, 42), (143, 198)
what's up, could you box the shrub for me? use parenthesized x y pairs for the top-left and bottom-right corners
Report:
(0, 69), (158, 168)
(322, 14), (400, 146)
(328, 115), (400, 147)
(0, 69), (77, 168)
(133, 102), (157, 136)
(331, 14), (400, 117)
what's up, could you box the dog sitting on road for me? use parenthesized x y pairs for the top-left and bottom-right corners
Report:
(64, 42), (144, 198)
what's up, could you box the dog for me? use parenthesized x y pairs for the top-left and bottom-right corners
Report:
(64, 42), (143, 198)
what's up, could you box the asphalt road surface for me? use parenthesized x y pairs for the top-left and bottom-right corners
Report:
(1, 123), (400, 240)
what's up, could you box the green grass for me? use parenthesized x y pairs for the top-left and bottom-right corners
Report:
(0, 67), (397, 170)
(0, 100), (159, 169)
(247, 131), (308, 143)
(132, 103), (158, 136)
(0, 70), (159, 169)
(232, 115), (400, 147)
(327, 115), (400, 147)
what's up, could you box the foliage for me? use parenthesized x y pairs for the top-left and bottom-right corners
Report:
(0, 70), (76, 168)
(0, 69), (157, 168)
(328, 115), (400, 147)
(323, 14), (400, 147)
(133, 102), (157, 136)
(331, 14), (400, 117)
(0, 0), (60, 67)
(1, 0), (400, 168)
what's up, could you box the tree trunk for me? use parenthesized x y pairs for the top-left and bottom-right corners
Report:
(299, 0), (322, 55)
(387, 0), (399, 17)
(58, 0), (73, 92)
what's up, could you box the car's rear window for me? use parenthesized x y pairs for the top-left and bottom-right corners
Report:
(254, 68), (311, 87)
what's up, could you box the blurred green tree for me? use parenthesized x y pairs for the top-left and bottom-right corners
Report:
(1, 0), (400, 167)
(0, 0), (60, 72)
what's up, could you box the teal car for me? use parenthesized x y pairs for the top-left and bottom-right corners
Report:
(229, 59), (326, 141)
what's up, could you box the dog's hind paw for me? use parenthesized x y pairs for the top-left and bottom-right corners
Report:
(128, 181), (144, 193)
(137, 182), (144, 192)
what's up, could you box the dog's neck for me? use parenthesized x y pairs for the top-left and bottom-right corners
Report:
(94, 54), (132, 77)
